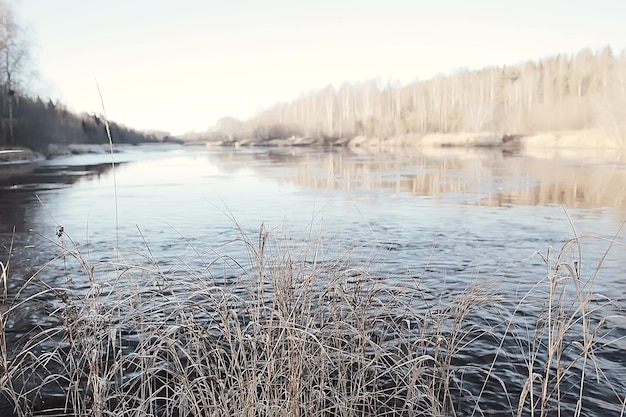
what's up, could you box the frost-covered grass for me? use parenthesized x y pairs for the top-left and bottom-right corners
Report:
(0, 225), (625, 416)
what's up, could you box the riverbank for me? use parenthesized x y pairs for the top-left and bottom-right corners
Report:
(0, 148), (45, 164)
(0, 144), (117, 165)
(1, 129), (622, 166)
(197, 128), (624, 150)
(342, 129), (624, 149)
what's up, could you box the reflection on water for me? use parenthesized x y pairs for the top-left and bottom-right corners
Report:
(0, 162), (120, 251)
(206, 146), (626, 210)
(1, 143), (625, 293)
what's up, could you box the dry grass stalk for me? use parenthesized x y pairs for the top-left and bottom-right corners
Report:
(0, 226), (624, 416)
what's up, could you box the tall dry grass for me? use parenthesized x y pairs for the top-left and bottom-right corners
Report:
(0, 223), (624, 416)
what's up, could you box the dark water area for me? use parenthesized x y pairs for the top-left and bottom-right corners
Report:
(1, 143), (626, 415)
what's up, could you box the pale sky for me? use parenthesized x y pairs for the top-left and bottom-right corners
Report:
(12, 0), (626, 135)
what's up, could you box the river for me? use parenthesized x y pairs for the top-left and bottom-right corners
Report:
(1, 143), (625, 415)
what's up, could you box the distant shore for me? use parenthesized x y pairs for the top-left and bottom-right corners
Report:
(347, 129), (624, 149)
(0, 147), (45, 164)
(0, 144), (118, 165)
(1, 129), (623, 167)
(199, 128), (624, 150)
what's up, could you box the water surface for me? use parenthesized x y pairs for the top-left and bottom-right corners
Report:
(1, 143), (625, 415)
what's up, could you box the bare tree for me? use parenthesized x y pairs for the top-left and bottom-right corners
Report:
(0, 0), (29, 145)
(218, 46), (626, 143)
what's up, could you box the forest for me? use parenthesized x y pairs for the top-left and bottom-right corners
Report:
(204, 46), (626, 145)
(0, 4), (168, 153)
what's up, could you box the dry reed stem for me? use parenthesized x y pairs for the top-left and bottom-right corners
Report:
(0, 226), (624, 416)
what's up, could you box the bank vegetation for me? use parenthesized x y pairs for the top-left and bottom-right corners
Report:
(0, 4), (171, 155)
(198, 46), (626, 148)
(1, 226), (624, 416)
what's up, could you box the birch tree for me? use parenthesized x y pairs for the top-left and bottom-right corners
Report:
(0, 0), (29, 145)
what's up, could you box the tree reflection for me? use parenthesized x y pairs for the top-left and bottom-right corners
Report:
(205, 147), (626, 211)
(0, 161), (119, 234)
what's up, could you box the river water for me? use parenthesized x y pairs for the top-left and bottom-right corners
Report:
(1, 143), (626, 415)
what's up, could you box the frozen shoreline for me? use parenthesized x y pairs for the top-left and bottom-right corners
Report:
(198, 128), (624, 151)
(345, 129), (623, 149)
(1, 128), (623, 167)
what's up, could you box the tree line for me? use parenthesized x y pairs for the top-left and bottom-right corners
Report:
(206, 46), (626, 143)
(0, 3), (166, 153)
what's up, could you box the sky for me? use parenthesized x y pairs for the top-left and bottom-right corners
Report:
(11, 0), (626, 136)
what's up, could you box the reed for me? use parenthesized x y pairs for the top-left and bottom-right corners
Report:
(0, 224), (624, 416)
